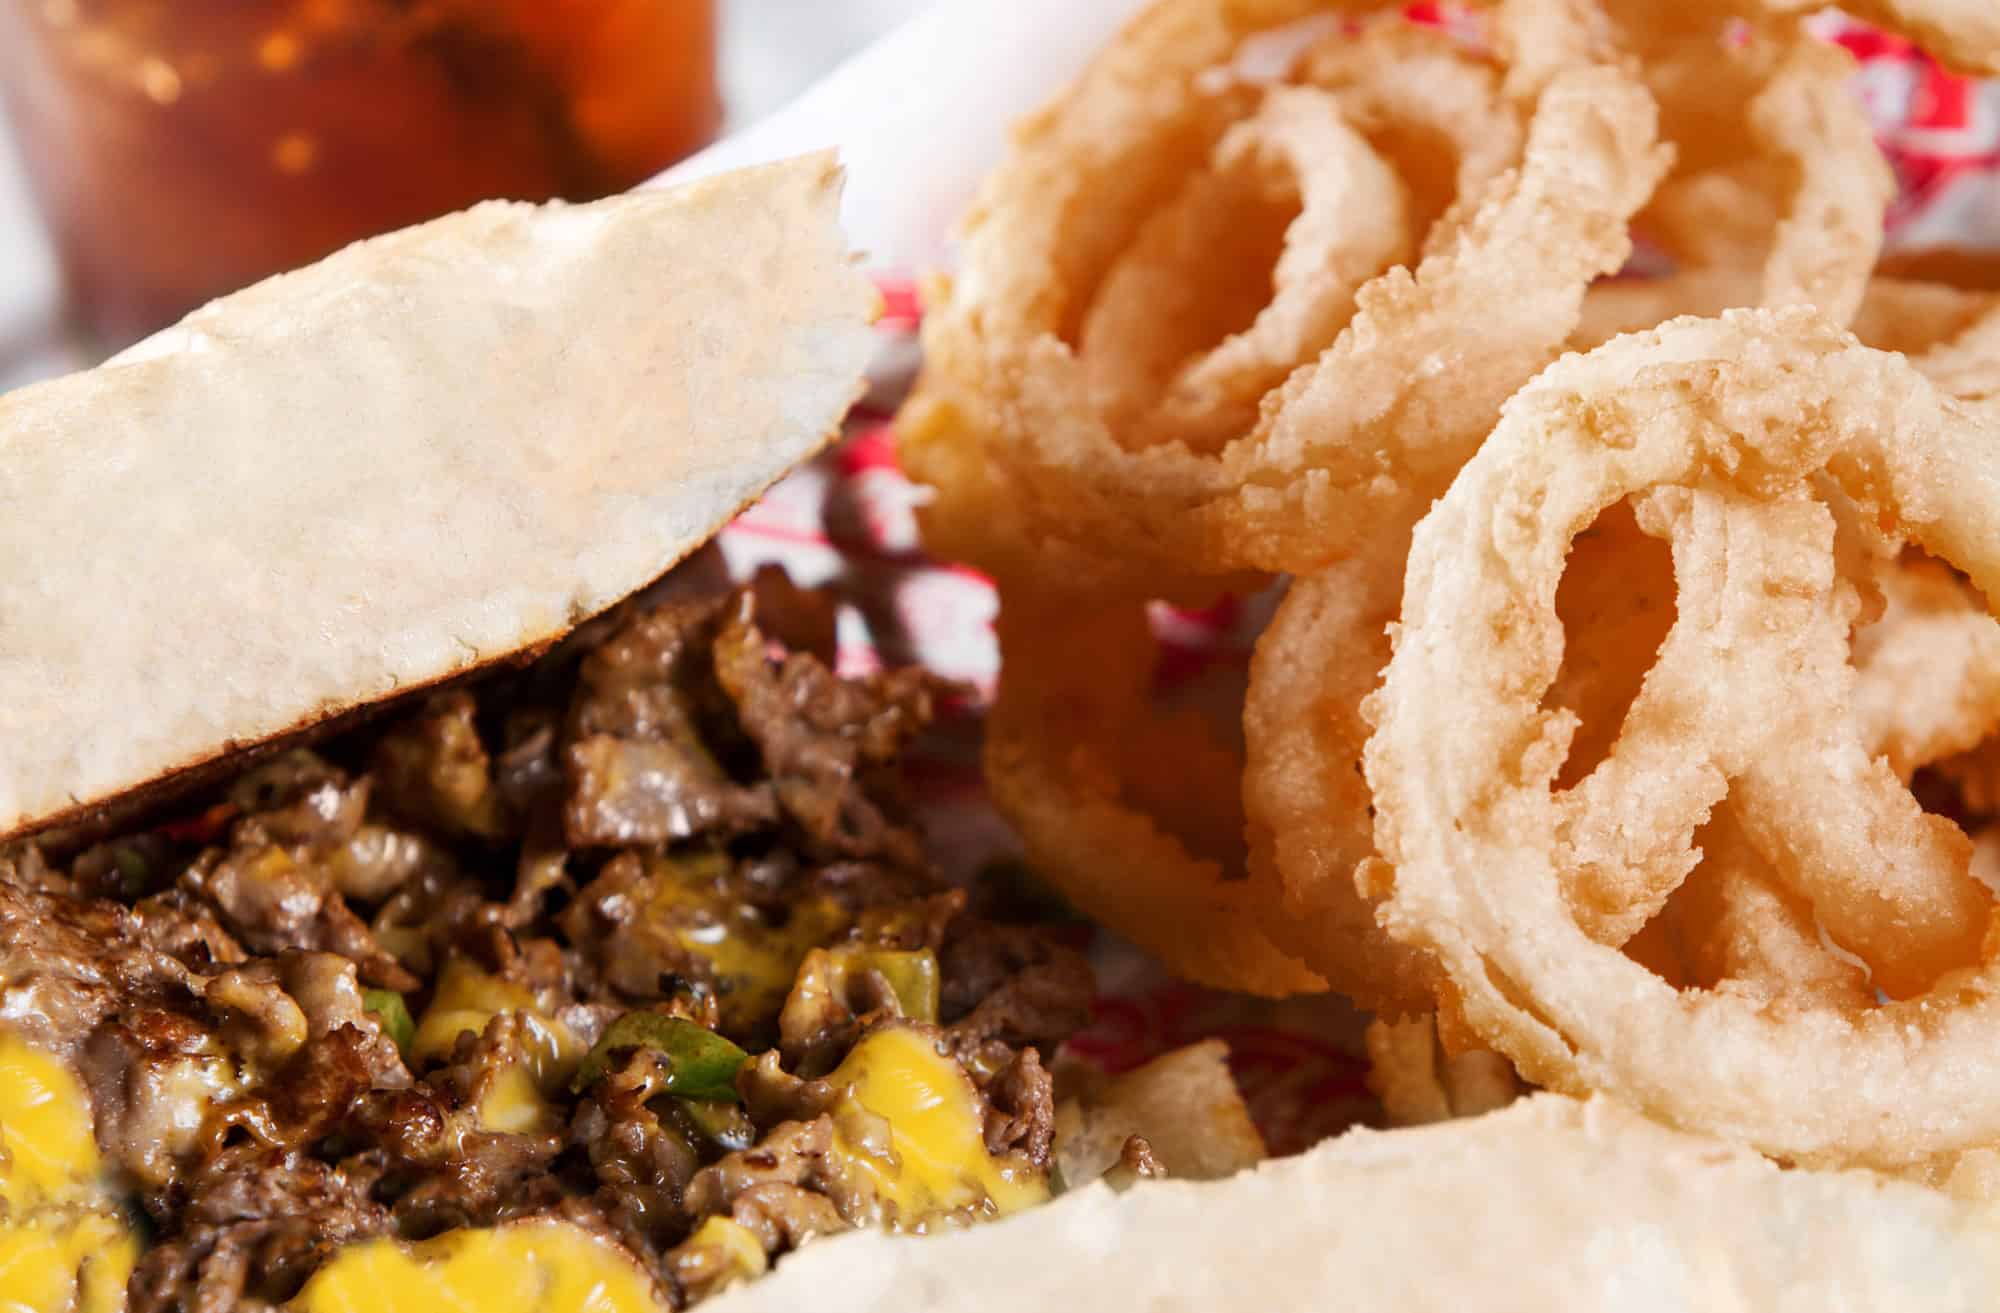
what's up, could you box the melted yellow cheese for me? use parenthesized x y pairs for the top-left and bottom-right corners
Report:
(680, 1216), (767, 1287)
(412, 958), (583, 1085)
(798, 947), (941, 1024)
(0, 1209), (139, 1313)
(646, 852), (849, 1034)
(289, 1219), (664, 1313)
(477, 1063), (555, 1136)
(412, 960), (584, 1134)
(0, 1038), (101, 1209)
(0, 1034), (140, 1313)
(826, 1027), (1049, 1226)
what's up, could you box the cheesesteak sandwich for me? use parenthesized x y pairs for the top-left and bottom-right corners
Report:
(0, 151), (1256, 1313)
(4, 149), (2000, 1313)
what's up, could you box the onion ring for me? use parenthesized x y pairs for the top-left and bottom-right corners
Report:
(1896, 297), (2000, 415)
(1666, 546), (2000, 1016)
(1852, 552), (2000, 781)
(1365, 1012), (1523, 1126)
(1246, 499), (1679, 1015)
(1002, 61), (1663, 578)
(907, 0), (1670, 585)
(1243, 545), (1438, 1015)
(1668, 290), (2000, 1015)
(1938, 744), (2000, 817)
(1293, 18), (1523, 250)
(1080, 86), (1415, 455)
(899, 0), (1335, 597)
(1571, 23), (1890, 349)
(1645, 34), (1886, 315)
(1366, 308), (2000, 1166)
(1850, 276), (2000, 357)
(1663, 811), (1877, 1010)
(986, 583), (1322, 996)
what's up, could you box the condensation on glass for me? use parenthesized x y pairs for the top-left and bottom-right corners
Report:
(0, 0), (719, 346)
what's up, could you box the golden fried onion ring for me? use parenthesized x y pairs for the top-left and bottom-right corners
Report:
(1293, 18), (1524, 241)
(1662, 810), (1878, 1011)
(1365, 1012), (1524, 1126)
(1247, 499), (1683, 1017)
(1657, 549), (2000, 1020)
(1853, 552), (2000, 781)
(987, 585), (1322, 996)
(1366, 308), (2000, 1166)
(1662, 288), (2000, 1019)
(1006, 63), (1663, 578)
(1080, 86), (1415, 455)
(1571, 27), (1891, 350)
(1644, 31), (1887, 314)
(907, 0), (1670, 585)
(1244, 545), (1437, 1015)
(1851, 276), (2000, 358)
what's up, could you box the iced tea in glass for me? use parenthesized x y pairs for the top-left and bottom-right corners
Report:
(0, 0), (719, 347)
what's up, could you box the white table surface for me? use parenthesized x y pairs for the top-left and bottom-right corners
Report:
(0, 0), (930, 391)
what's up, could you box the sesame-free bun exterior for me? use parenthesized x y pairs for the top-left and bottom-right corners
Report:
(710, 1095), (2000, 1311)
(0, 152), (874, 840)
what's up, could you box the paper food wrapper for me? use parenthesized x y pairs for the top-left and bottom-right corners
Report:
(675, 6), (2000, 1155)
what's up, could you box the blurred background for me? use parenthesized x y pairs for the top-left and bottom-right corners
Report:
(0, 0), (928, 388)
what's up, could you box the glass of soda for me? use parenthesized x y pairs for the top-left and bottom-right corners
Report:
(0, 0), (720, 348)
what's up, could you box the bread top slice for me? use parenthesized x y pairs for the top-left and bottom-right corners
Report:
(0, 152), (875, 840)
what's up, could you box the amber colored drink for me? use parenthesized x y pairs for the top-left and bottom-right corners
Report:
(0, 0), (719, 347)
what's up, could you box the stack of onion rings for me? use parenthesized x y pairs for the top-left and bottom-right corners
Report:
(906, 1), (2000, 1174)
(913, 0), (1681, 993)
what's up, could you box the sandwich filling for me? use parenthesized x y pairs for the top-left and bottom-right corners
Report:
(0, 575), (1096, 1311)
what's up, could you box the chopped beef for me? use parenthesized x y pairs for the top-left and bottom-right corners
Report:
(0, 577), (1093, 1311)
(223, 752), (368, 851)
(324, 823), (456, 905)
(1107, 1134), (1166, 1188)
(734, 1052), (838, 1127)
(682, 1117), (839, 1218)
(372, 692), (509, 840)
(129, 1146), (391, 1313)
(724, 1181), (846, 1250)
(574, 1077), (702, 1254)
(494, 709), (565, 817)
(562, 597), (781, 848)
(131, 890), (249, 972)
(559, 852), (712, 1002)
(77, 1005), (240, 1189)
(267, 952), (409, 1084)
(745, 564), (839, 665)
(179, 816), (418, 992)
(940, 921), (1096, 1053)
(565, 735), (779, 847)
(0, 878), (199, 1059)
(710, 594), (946, 868)
(982, 1047), (1056, 1161)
